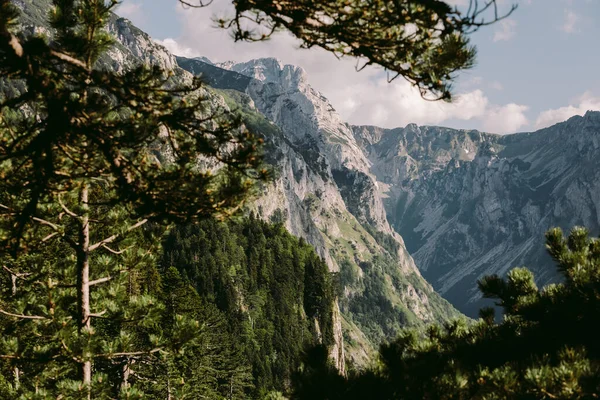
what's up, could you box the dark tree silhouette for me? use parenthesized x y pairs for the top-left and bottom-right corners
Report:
(178, 0), (516, 100)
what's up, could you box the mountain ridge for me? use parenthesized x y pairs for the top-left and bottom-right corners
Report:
(354, 110), (600, 315)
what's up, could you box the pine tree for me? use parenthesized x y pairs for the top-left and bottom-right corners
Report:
(0, 0), (265, 397)
(135, 266), (253, 399)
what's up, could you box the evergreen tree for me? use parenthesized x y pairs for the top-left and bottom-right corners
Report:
(0, 0), (265, 397)
(137, 266), (253, 399)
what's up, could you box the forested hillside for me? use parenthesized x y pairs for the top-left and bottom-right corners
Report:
(161, 216), (336, 397)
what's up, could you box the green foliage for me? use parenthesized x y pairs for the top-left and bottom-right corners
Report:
(337, 252), (455, 346)
(136, 266), (254, 399)
(0, 0), (265, 397)
(161, 215), (336, 397)
(0, 217), (167, 399)
(0, 0), (266, 254)
(296, 226), (600, 399)
(363, 225), (400, 256)
(187, 0), (515, 100)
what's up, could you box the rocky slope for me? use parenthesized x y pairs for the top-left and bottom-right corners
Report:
(177, 56), (459, 363)
(354, 113), (600, 316)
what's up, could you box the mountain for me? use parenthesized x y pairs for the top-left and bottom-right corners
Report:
(179, 48), (600, 325)
(353, 113), (600, 316)
(9, 0), (460, 370)
(176, 56), (459, 364)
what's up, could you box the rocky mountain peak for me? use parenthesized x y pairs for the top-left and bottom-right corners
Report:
(351, 125), (386, 147)
(579, 110), (600, 123)
(107, 17), (179, 72)
(220, 57), (308, 89)
(192, 56), (214, 65)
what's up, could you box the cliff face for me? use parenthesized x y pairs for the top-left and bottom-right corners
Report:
(354, 113), (600, 316)
(182, 57), (458, 364)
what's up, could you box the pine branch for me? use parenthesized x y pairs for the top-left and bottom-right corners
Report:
(101, 244), (131, 255)
(31, 217), (60, 231)
(96, 348), (162, 358)
(2, 265), (31, 278)
(0, 308), (46, 320)
(48, 50), (88, 70)
(88, 219), (148, 251)
(128, 369), (158, 384)
(1, 25), (87, 69)
(89, 276), (112, 286)
(42, 232), (60, 242)
(58, 195), (79, 219)
(89, 310), (107, 318)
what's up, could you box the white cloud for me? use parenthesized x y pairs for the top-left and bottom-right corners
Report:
(154, 38), (197, 58)
(560, 9), (579, 33)
(332, 81), (490, 128)
(493, 19), (517, 42)
(535, 92), (600, 129)
(483, 104), (529, 133)
(116, 2), (143, 20)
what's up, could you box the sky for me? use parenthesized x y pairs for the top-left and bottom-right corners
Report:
(116, 0), (600, 134)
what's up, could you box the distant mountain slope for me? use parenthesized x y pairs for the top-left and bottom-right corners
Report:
(176, 56), (252, 92)
(354, 112), (600, 316)
(177, 56), (460, 364)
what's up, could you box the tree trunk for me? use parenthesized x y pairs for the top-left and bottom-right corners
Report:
(10, 272), (20, 390)
(121, 358), (130, 392)
(77, 183), (92, 397)
(13, 366), (19, 391)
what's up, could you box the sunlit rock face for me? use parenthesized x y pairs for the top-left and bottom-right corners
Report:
(180, 56), (459, 364)
(219, 58), (390, 232)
